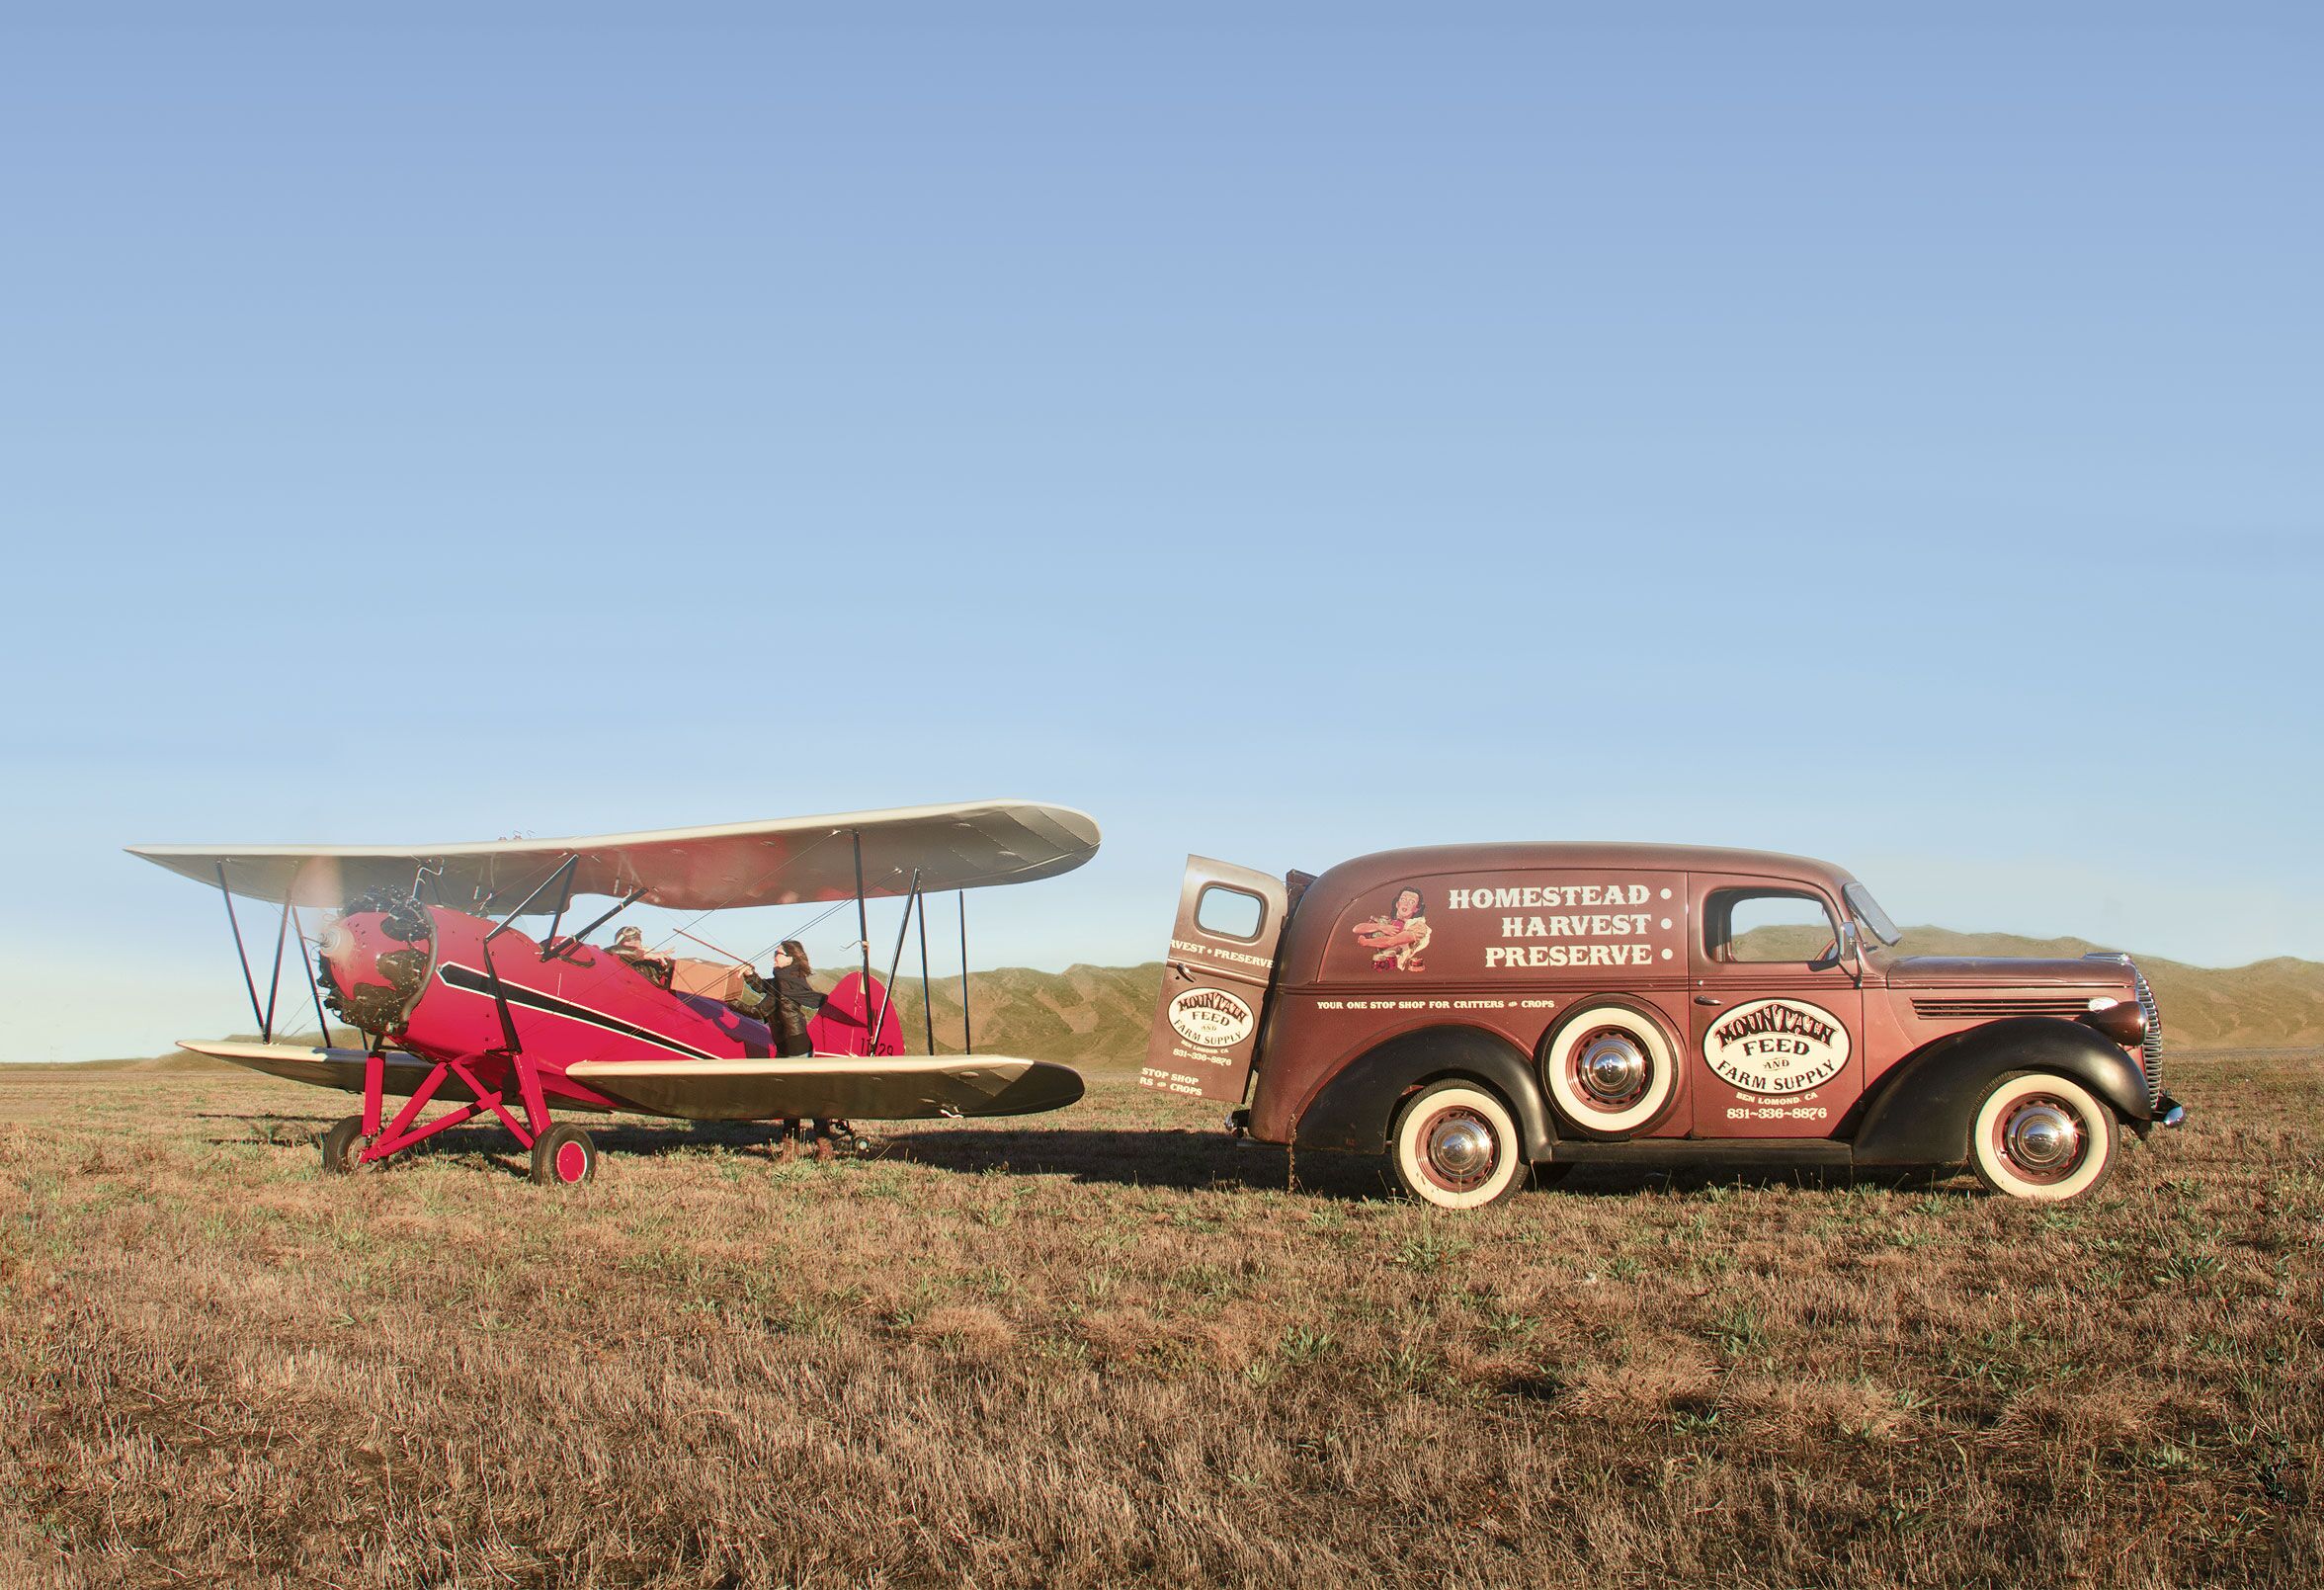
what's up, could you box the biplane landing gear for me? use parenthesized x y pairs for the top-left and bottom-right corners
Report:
(811, 1121), (873, 1160)
(530, 1124), (599, 1187)
(321, 1116), (377, 1175)
(776, 1119), (871, 1161)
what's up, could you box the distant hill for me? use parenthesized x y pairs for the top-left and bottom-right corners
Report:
(35, 937), (2322, 1070)
(33, 1050), (237, 1073)
(871, 963), (1160, 1067)
(885, 936), (2323, 1059)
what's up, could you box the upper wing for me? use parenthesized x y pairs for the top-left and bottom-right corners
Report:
(128, 798), (1099, 910)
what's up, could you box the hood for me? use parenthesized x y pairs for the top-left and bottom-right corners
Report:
(1882, 954), (2132, 989)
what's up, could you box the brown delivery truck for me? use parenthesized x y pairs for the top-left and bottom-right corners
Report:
(1144, 844), (2179, 1209)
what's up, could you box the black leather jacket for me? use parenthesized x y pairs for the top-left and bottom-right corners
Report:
(733, 969), (824, 1056)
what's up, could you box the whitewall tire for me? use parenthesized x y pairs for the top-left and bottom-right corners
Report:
(1389, 1081), (1527, 1211)
(1543, 1006), (1678, 1136)
(1968, 1072), (2117, 1202)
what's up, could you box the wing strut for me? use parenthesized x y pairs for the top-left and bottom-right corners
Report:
(476, 934), (525, 1056)
(258, 893), (293, 1044)
(543, 886), (646, 963)
(533, 860), (582, 953)
(958, 890), (972, 1055)
(872, 869), (922, 1051)
(471, 854), (576, 1136)
(852, 829), (872, 1029)
(419, 857), (564, 1152)
(486, 855), (579, 939)
(294, 907), (335, 1046)
(915, 881), (935, 1054)
(214, 860), (300, 1044)
(213, 862), (268, 1037)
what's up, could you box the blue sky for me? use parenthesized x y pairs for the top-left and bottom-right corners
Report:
(2, 4), (2317, 1059)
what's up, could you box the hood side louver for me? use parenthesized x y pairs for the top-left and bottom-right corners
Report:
(1911, 997), (2096, 1020)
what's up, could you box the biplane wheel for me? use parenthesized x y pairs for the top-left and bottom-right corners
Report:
(320, 1116), (376, 1176)
(530, 1124), (599, 1187)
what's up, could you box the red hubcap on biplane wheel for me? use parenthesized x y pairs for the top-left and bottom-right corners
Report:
(320, 1116), (377, 1176)
(530, 1125), (598, 1187)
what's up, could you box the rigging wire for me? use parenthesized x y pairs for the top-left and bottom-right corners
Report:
(495, 828), (896, 1047)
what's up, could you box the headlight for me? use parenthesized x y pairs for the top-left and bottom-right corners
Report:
(2084, 998), (2147, 1047)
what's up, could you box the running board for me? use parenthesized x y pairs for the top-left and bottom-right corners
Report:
(1542, 1138), (1855, 1168)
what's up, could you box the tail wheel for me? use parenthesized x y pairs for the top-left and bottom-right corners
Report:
(1389, 1081), (1526, 1211)
(530, 1124), (599, 1188)
(320, 1116), (375, 1176)
(1543, 1006), (1677, 1135)
(1968, 1072), (2117, 1201)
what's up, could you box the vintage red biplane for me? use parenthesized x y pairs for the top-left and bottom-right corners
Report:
(128, 799), (1099, 1185)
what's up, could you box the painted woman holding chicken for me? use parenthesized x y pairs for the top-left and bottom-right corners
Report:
(1354, 885), (1431, 972)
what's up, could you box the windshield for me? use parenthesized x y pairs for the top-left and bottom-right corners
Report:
(1843, 882), (1900, 946)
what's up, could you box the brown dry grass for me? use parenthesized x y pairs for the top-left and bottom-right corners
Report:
(1, 1052), (2318, 1589)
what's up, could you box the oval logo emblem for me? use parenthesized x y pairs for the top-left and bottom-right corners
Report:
(1168, 986), (1255, 1049)
(1701, 998), (1851, 1095)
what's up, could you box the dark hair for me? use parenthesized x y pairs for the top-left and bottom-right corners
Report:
(1390, 887), (1425, 919)
(779, 939), (811, 976)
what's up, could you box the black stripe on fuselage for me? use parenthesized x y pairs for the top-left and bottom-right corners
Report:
(435, 962), (726, 1061)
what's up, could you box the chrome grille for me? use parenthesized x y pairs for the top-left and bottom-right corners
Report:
(2083, 952), (2163, 1109)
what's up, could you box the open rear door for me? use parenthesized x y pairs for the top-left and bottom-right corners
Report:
(1141, 856), (1288, 1102)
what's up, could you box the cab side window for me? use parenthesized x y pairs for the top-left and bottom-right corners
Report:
(1707, 889), (1839, 963)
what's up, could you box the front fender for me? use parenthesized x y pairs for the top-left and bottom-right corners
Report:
(1851, 1017), (2151, 1168)
(1292, 1025), (1554, 1161)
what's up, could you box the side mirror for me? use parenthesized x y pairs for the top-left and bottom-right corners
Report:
(1813, 920), (1862, 974)
(1838, 920), (1867, 979)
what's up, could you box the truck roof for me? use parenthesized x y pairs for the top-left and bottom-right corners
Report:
(1305, 842), (1855, 895)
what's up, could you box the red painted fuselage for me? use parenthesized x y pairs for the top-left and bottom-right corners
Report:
(320, 902), (899, 1115)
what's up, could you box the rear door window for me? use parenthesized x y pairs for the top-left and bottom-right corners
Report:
(1195, 883), (1267, 942)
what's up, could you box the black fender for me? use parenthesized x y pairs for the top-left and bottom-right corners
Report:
(1851, 1017), (2151, 1168)
(1292, 1025), (1554, 1161)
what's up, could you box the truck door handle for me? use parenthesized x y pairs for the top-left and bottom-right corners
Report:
(1693, 995), (1720, 1006)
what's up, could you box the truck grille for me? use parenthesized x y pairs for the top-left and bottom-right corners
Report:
(2083, 953), (2163, 1110)
(1912, 996), (2096, 1020)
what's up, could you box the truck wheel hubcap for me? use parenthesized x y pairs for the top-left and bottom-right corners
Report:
(1999, 1098), (2083, 1179)
(1576, 1032), (1648, 1107)
(1424, 1109), (1496, 1188)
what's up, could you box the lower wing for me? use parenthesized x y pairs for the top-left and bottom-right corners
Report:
(179, 1040), (1084, 1124)
(564, 1055), (1085, 1122)
(177, 1040), (617, 1109)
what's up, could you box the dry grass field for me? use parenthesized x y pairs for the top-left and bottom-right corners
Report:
(2, 1051), (2318, 1589)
